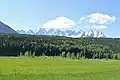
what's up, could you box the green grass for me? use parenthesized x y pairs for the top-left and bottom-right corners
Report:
(0, 57), (120, 80)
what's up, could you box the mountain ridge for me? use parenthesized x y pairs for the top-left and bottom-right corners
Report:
(16, 28), (106, 38)
(0, 21), (18, 34)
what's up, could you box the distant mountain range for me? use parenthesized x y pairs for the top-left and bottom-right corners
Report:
(16, 28), (106, 38)
(0, 21), (18, 34)
(0, 21), (106, 38)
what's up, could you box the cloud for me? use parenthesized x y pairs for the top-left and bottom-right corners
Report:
(91, 25), (107, 29)
(42, 17), (75, 29)
(79, 13), (116, 29)
(42, 13), (116, 30)
(80, 13), (116, 25)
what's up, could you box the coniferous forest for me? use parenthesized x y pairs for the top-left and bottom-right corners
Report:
(0, 33), (120, 60)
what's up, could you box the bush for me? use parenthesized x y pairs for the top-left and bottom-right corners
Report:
(71, 52), (75, 59)
(66, 52), (71, 58)
(32, 51), (35, 58)
(112, 54), (120, 60)
(20, 52), (23, 57)
(115, 54), (120, 60)
(24, 51), (32, 57)
(24, 51), (29, 56)
(77, 53), (80, 60)
(42, 53), (45, 56)
(61, 51), (66, 58)
(115, 55), (118, 60)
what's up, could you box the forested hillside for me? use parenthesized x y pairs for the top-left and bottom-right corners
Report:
(0, 33), (120, 59)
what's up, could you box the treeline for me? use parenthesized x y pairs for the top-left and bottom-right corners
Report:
(0, 33), (120, 60)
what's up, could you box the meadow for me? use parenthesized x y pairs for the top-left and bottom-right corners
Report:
(0, 57), (120, 80)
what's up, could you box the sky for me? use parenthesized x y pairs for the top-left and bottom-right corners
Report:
(0, 0), (120, 37)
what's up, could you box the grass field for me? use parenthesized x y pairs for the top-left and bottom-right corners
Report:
(0, 57), (120, 80)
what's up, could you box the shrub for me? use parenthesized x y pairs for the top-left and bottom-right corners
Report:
(20, 52), (23, 57)
(24, 51), (32, 57)
(32, 51), (35, 58)
(24, 51), (29, 56)
(66, 52), (71, 58)
(61, 51), (66, 58)
(71, 52), (75, 59)
(77, 53), (80, 60)
(42, 53), (45, 56)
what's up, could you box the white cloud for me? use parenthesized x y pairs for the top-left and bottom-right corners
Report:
(91, 25), (107, 29)
(80, 13), (116, 25)
(42, 17), (75, 29)
(79, 13), (116, 29)
(42, 13), (116, 30)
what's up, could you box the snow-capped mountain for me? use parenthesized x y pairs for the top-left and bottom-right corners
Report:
(85, 29), (106, 37)
(16, 28), (106, 38)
